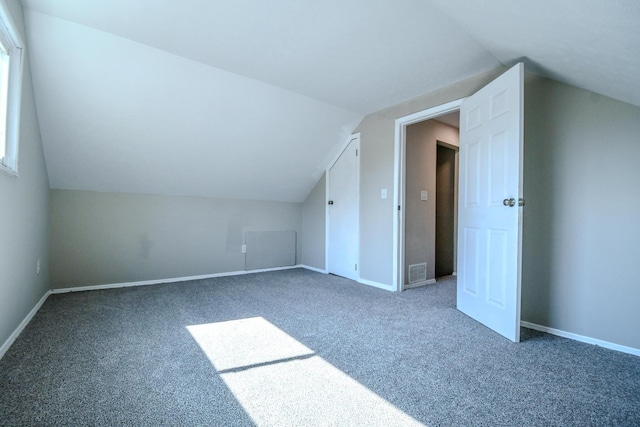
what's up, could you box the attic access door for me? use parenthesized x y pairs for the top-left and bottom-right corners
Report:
(327, 135), (359, 281)
(457, 63), (524, 342)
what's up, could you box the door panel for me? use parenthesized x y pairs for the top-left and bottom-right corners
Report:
(457, 63), (524, 342)
(328, 136), (359, 280)
(487, 228), (507, 307)
(465, 139), (481, 207)
(462, 227), (480, 295)
(489, 130), (508, 206)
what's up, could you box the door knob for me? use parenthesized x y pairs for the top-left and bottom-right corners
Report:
(519, 198), (525, 207)
(328, 200), (334, 205)
(503, 198), (516, 207)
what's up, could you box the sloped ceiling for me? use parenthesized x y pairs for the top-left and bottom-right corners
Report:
(20, 0), (640, 202)
(430, 0), (640, 108)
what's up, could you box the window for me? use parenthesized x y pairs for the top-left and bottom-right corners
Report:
(0, 0), (23, 175)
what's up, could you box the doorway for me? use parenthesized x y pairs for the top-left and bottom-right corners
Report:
(435, 141), (458, 277)
(393, 98), (463, 290)
(402, 115), (460, 289)
(394, 64), (525, 342)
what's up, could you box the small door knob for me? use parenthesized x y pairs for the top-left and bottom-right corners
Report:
(503, 198), (516, 207)
(519, 198), (526, 207)
(328, 200), (334, 205)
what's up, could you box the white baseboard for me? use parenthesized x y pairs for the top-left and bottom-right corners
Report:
(299, 268), (393, 292)
(404, 279), (437, 289)
(521, 321), (640, 357)
(51, 265), (303, 294)
(298, 264), (328, 274)
(357, 278), (395, 292)
(0, 290), (51, 361)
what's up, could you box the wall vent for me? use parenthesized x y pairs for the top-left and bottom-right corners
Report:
(244, 230), (296, 271)
(408, 263), (427, 284)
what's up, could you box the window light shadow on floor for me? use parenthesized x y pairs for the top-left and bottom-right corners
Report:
(187, 317), (424, 426)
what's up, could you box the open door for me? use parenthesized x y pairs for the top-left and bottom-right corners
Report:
(457, 63), (524, 342)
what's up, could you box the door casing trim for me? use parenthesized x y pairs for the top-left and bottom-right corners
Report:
(393, 99), (464, 292)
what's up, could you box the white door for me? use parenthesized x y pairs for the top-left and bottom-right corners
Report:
(328, 136), (359, 280)
(457, 63), (524, 342)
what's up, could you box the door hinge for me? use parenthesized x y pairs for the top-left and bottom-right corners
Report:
(355, 263), (357, 271)
(398, 205), (401, 211)
(356, 149), (358, 156)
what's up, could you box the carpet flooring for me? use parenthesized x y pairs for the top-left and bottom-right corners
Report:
(1, 269), (639, 426)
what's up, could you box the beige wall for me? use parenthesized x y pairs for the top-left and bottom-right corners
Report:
(522, 75), (640, 349)
(50, 190), (302, 289)
(0, 0), (50, 353)
(404, 120), (458, 283)
(300, 173), (326, 270)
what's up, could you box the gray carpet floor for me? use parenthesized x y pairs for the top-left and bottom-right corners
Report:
(1, 269), (639, 426)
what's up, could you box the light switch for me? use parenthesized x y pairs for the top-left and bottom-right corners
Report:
(381, 188), (387, 199)
(421, 191), (428, 201)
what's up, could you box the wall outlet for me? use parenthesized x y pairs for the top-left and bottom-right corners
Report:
(241, 244), (247, 254)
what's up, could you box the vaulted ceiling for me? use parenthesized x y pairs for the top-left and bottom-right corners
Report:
(20, 0), (640, 202)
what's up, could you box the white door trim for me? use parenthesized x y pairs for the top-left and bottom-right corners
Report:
(325, 133), (361, 278)
(393, 99), (464, 292)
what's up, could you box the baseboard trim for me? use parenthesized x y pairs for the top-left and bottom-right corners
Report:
(357, 278), (395, 292)
(298, 264), (328, 274)
(0, 290), (51, 361)
(51, 265), (302, 294)
(404, 279), (437, 289)
(521, 321), (640, 357)
(8, 283), (638, 362)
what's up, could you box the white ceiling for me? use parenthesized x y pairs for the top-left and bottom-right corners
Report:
(434, 111), (460, 130)
(20, 0), (640, 202)
(430, 0), (640, 108)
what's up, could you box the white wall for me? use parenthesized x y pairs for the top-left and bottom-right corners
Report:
(0, 0), (50, 352)
(50, 190), (302, 289)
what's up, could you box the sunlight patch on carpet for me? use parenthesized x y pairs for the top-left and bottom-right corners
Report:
(187, 317), (424, 426)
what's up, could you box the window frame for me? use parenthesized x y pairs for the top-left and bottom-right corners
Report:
(0, 0), (23, 176)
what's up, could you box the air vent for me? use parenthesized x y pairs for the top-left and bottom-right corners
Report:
(408, 263), (427, 284)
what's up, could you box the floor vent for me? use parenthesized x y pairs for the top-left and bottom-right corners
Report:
(408, 263), (427, 284)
